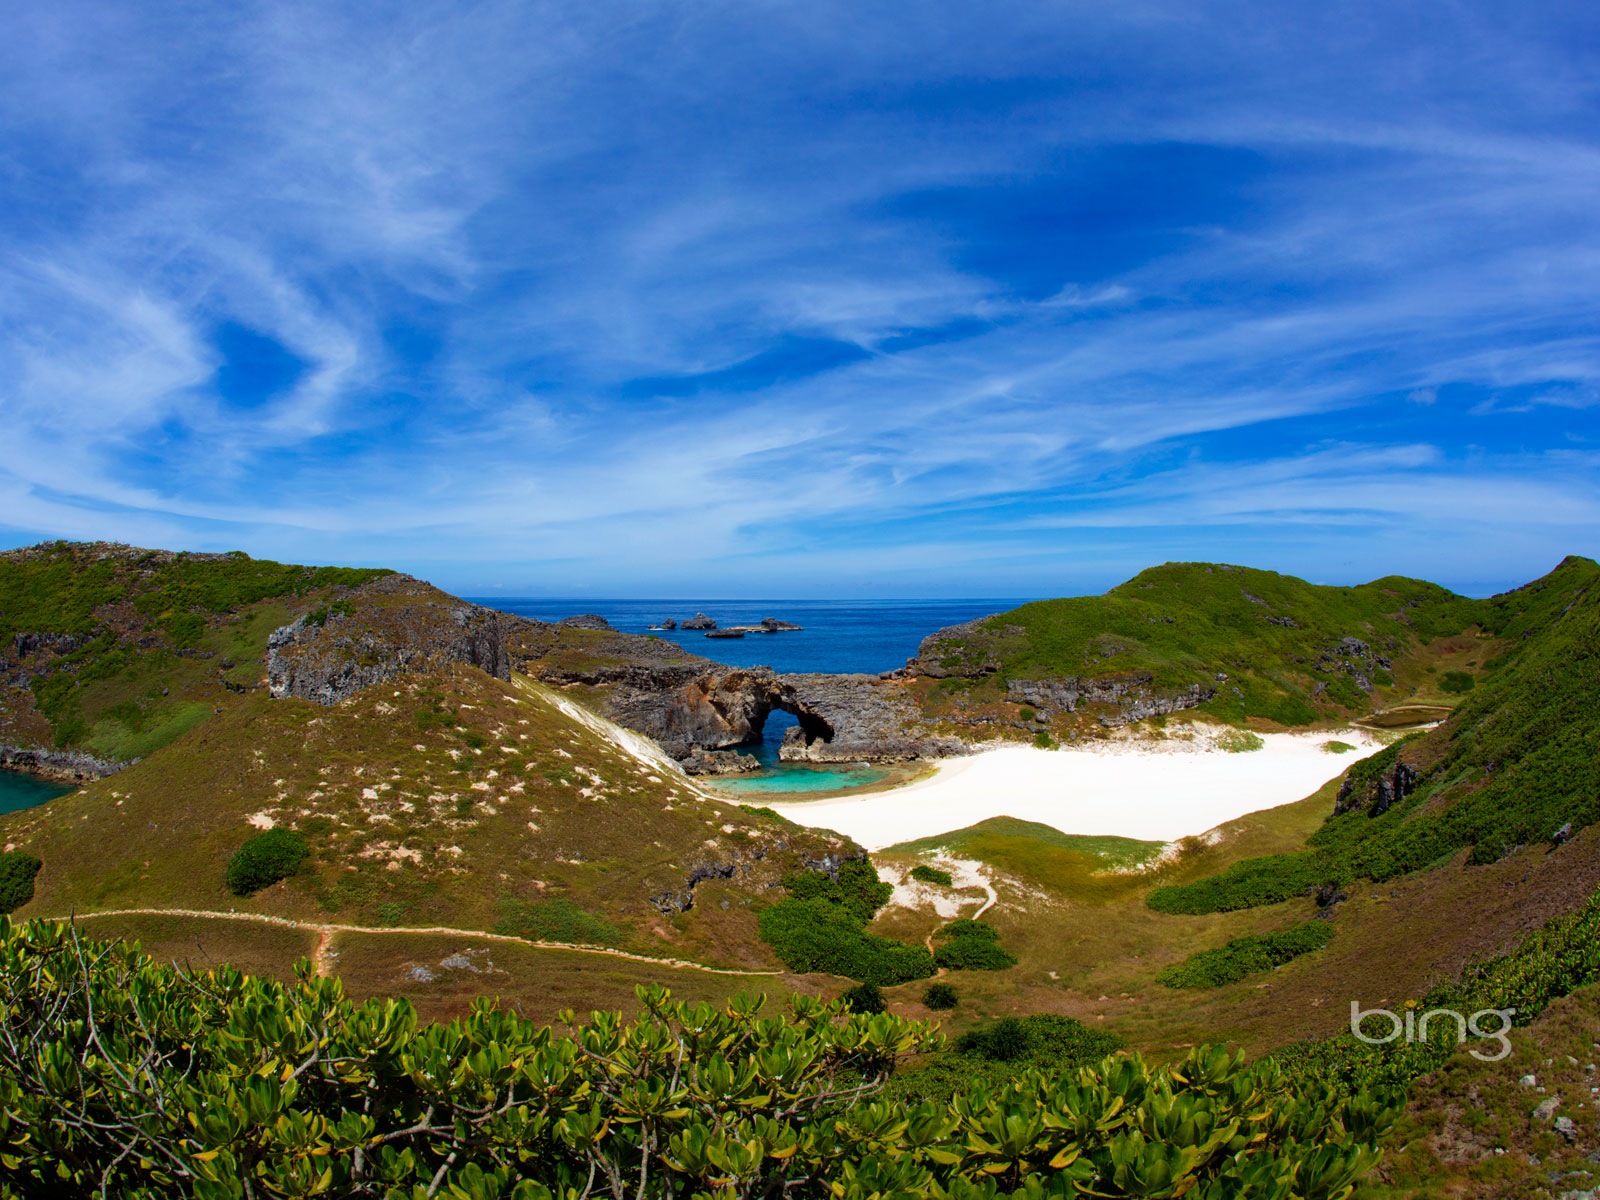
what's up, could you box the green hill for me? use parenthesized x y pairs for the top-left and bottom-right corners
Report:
(1, 541), (392, 765)
(905, 559), (1594, 734)
(0, 542), (862, 1019)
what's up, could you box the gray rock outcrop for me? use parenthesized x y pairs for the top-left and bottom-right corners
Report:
(1005, 675), (1216, 728)
(267, 575), (511, 706)
(0, 744), (126, 781)
(558, 613), (613, 631)
(681, 613), (717, 630)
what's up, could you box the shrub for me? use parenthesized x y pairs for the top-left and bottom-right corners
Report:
(0, 920), (1397, 1200)
(922, 982), (958, 1010)
(1322, 740), (1357, 754)
(758, 899), (934, 985)
(1157, 920), (1335, 989)
(0, 852), (42, 914)
(1440, 670), (1475, 694)
(225, 829), (308, 896)
(1216, 728), (1265, 753)
(1147, 850), (1324, 915)
(932, 919), (1018, 972)
(841, 982), (885, 1014)
(1032, 730), (1053, 749)
(910, 864), (953, 887)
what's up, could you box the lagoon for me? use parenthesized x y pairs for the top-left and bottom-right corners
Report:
(0, 770), (73, 815)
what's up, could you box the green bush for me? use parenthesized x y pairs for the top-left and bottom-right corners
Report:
(758, 899), (934, 985)
(922, 982), (958, 1010)
(1032, 729), (1053, 749)
(0, 852), (42, 914)
(1147, 850), (1323, 914)
(931, 918), (1018, 972)
(840, 982), (885, 1014)
(1157, 921), (1335, 989)
(0, 919), (1397, 1200)
(909, 864), (953, 887)
(1215, 728), (1265, 753)
(224, 828), (309, 896)
(1440, 670), (1475, 694)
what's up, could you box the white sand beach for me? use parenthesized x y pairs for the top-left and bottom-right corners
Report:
(766, 728), (1388, 850)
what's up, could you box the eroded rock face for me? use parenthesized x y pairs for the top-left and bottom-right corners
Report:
(1335, 759), (1422, 817)
(0, 744), (124, 781)
(267, 576), (511, 706)
(1005, 675), (1216, 728)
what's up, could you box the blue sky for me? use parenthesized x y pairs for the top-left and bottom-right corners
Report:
(1, 2), (1597, 598)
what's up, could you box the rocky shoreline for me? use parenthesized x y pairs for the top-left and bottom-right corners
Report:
(0, 744), (125, 782)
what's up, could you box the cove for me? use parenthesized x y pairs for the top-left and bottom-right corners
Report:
(707, 709), (890, 796)
(0, 769), (74, 815)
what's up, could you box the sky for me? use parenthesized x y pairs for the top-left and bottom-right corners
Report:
(1, 1), (1597, 598)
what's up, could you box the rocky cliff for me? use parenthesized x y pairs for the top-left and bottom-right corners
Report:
(267, 575), (511, 705)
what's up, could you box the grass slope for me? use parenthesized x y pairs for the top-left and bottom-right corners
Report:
(1, 665), (852, 977)
(1149, 556), (1600, 913)
(910, 559), (1533, 732)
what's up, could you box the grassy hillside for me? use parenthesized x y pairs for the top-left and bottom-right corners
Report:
(0, 542), (870, 1019)
(1149, 556), (1600, 914)
(907, 559), (1528, 733)
(0, 541), (391, 762)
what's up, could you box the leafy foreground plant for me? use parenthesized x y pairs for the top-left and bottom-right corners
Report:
(0, 918), (1398, 1199)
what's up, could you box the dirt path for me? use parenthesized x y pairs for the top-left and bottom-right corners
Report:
(54, 907), (784, 978)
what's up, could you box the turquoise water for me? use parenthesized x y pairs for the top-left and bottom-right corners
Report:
(707, 708), (890, 795)
(0, 770), (74, 814)
(711, 763), (890, 795)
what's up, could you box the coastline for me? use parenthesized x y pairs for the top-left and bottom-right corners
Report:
(764, 726), (1388, 850)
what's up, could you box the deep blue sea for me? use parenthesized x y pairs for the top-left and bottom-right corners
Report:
(0, 771), (73, 815)
(477, 597), (1026, 795)
(474, 598), (1022, 677)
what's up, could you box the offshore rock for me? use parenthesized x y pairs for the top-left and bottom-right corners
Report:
(267, 575), (511, 706)
(704, 629), (746, 639)
(760, 618), (803, 631)
(558, 613), (613, 631)
(681, 613), (717, 630)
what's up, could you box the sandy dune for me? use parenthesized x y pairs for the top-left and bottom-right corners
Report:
(767, 728), (1387, 850)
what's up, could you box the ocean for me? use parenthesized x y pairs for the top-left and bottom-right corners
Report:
(476, 597), (1025, 795)
(472, 597), (1022, 677)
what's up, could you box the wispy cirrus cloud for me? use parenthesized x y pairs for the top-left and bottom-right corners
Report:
(0, 0), (1596, 595)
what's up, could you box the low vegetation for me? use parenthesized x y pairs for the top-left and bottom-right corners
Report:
(758, 861), (935, 985)
(0, 851), (41, 914)
(0, 917), (1400, 1199)
(224, 828), (308, 896)
(932, 917), (1018, 971)
(922, 981), (958, 1009)
(888, 1014), (1128, 1104)
(910, 863), (953, 886)
(1274, 883), (1600, 1102)
(1156, 920), (1334, 989)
